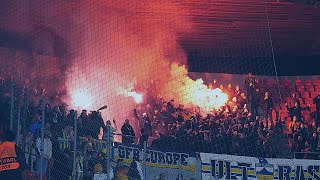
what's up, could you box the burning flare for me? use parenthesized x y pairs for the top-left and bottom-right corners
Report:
(128, 91), (143, 103)
(162, 64), (229, 113)
(117, 86), (143, 104)
(71, 89), (93, 109)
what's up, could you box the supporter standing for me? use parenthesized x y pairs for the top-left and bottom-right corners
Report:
(312, 109), (320, 127)
(78, 109), (89, 136)
(251, 88), (261, 117)
(35, 131), (52, 177)
(286, 102), (309, 122)
(227, 84), (234, 99)
(234, 85), (241, 99)
(313, 92), (320, 112)
(121, 119), (136, 145)
(142, 113), (152, 137)
(287, 92), (301, 119)
(287, 92), (301, 109)
(245, 73), (256, 102)
(262, 92), (274, 120)
(138, 128), (149, 146)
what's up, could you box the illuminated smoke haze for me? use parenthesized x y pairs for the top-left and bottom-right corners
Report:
(62, 0), (193, 123)
(1, 0), (229, 128)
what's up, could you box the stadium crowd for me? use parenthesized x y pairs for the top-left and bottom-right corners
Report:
(0, 75), (320, 179)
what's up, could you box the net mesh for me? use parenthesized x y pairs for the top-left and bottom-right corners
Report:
(1, 0), (319, 180)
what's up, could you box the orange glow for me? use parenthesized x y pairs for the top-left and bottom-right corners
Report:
(162, 64), (229, 113)
(188, 86), (229, 112)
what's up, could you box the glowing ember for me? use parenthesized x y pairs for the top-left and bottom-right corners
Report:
(71, 89), (93, 109)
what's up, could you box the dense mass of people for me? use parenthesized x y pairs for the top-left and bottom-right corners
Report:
(0, 75), (319, 179)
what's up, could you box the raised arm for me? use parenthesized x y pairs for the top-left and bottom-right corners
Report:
(112, 119), (118, 131)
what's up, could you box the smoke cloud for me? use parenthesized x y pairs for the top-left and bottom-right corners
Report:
(62, 1), (194, 122)
(1, 0), (229, 131)
(1, 0), (193, 119)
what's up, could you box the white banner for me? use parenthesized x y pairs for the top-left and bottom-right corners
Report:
(200, 153), (320, 180)
(113, 144), (200, 180)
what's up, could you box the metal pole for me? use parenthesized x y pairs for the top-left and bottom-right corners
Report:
(72, 111), (78, 180)
(143, 141), (147, 180)
(40, 97), (46, 180)
(16, 104), (21, 146)
(10, 82), (15, 131)
(22, 87), (28, 150)
(106, 125), (111, 180)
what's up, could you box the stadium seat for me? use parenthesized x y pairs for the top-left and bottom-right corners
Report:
(305, 83), (314, 91)
(305, 98), (313, 106)
(298, 98), (305, 105)
(283, 79), (291, 83)
(301, 92), (310, 98)
(311, 92), (318, 98)
(296, 84), (304, 89)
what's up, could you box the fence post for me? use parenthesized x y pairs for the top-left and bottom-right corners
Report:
(106, 124), (111, 180)
(72, 111), (78, 180)
(10, 82), (15, 131)
(40, 97), (46, 180)
(16, 103), (21, 146)
(22, 87), (28, 150)
(195, 153), (202, 180)
(143, 141), (147, 180)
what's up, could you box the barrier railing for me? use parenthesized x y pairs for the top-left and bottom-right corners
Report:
(294, 151), (320, 160)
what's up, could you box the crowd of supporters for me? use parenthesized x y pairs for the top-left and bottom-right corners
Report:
(0, 75), (320, 179)
(132, 76), (320, 160)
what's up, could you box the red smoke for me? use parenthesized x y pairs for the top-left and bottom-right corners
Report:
(1, 0), (229, 130)
(62, 0), (193, 123)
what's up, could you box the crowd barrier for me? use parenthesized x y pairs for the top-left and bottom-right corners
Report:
(31, 130), (319, 180)
(200, 153), (320, 180)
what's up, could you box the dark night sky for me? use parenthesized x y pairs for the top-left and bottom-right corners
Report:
(181, 0), (320, 77)
(1, 0), (320, 77)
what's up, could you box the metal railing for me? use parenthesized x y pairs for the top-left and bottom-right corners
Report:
(294, 151), (320, 160)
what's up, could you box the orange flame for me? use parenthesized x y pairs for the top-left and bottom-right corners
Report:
(162, 64), (229, 113)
